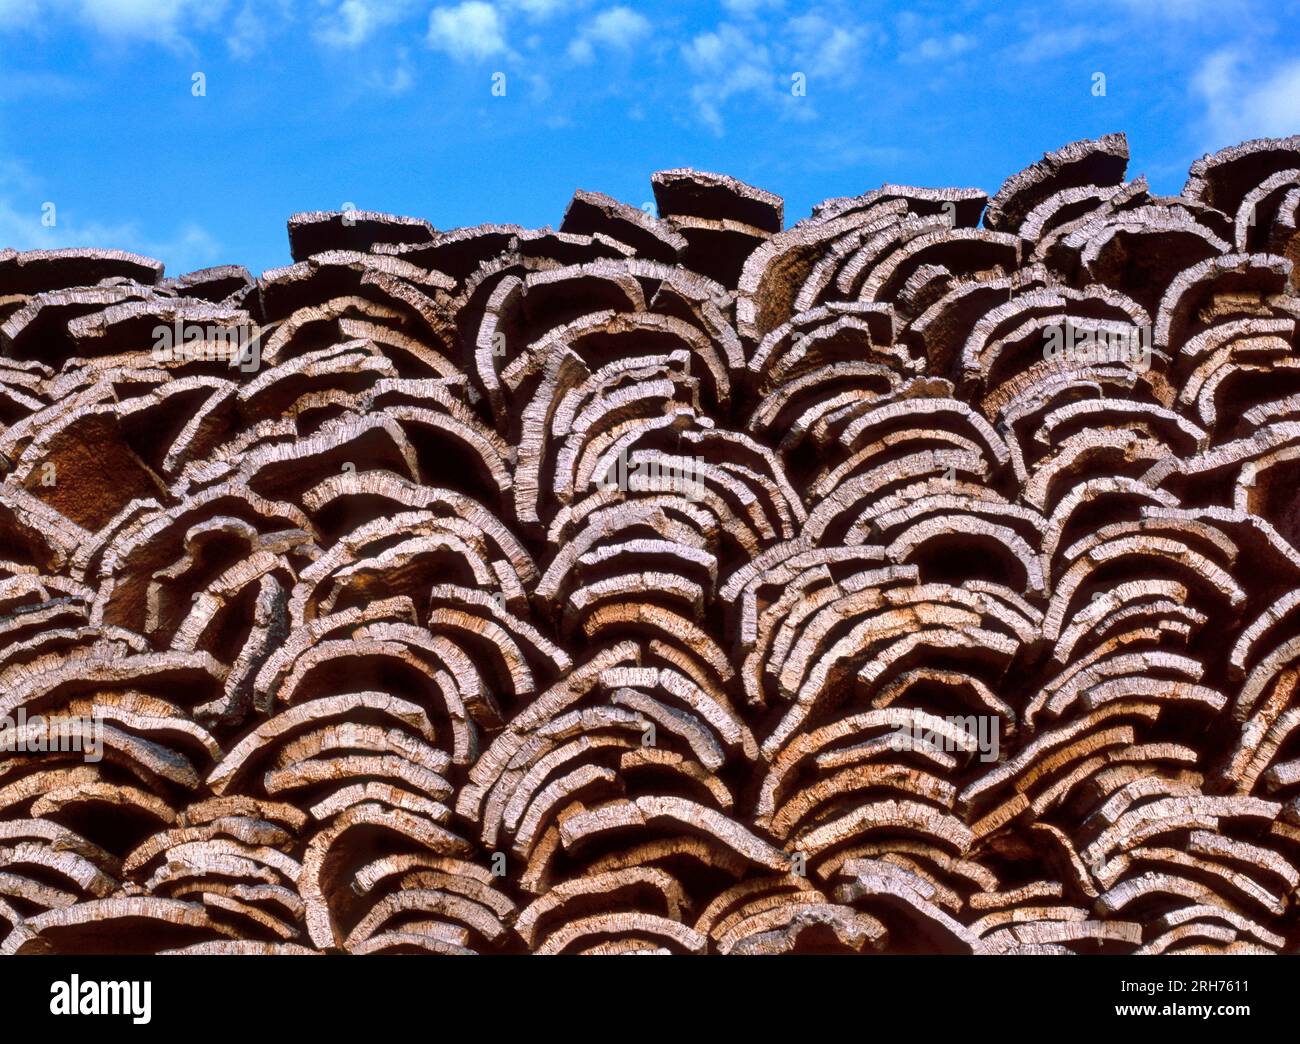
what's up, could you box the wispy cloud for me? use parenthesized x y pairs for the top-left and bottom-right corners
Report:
(0, 159), (222, 273)
(1194, 48), (1300, 145)
(784, 12), (871, 82)
(722, 0), (784, 16)
(314, 0), (414, 49)
(682, 22), (774, 134)
(568, 6), (650, 63)
(0, 203), (222, 274)
(227, 0), (293, 58)
(428, 1), (507, 61)
(799, 133), (907, 173)
(505, 0), (569, 17)
(76, 0), (221, 47)
(0, 68), (81, 100)
(1, 0), (1290, 270)
(1005, 22), (1120, 64)
(901, 32), (975, 64)
(679, 10), (873, 134)
(1111, 0), (1253, 19)
(226, 2), (264, 57)
(0, 0), (41, 29)
(151, 222), (224, 273)
(367, 46), (417, 93)
(0, 0), (223, 47)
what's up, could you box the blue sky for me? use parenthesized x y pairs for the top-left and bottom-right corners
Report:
(1, 0), (1298, 276)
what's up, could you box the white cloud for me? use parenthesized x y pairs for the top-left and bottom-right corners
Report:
(527, 71), (550, 101)
(0, 0), (41, 29)
(682, 23), (774, 134)
(1194, 48), (1300, 144)
(683, 23), (762, 76)
(0, 0), (295, 49)
(784, 12), (869, 82)
(0, 159), (221, 273)
(76, 0), (220, 45)
(568, 6), (649, 62)
(0, 0), (222, 45)
(0, 203), (221, 276)
(905, 32), (975, 63)
(226, 0), (294, 58)
(504, 0), (567, 17)
(801, 132), (907, 173)
(428, 1), (506, 61)
(1113, 0), (1233, 17)
(314, 0), (413, 49)
(226, 2), (263, 56)
(722, 0), (783, 15)
(1008, 24), (1115, 64)
(586, 6), (648, 47)
(0, 69), (80, 99)
(154, 222), (223, 273)
(367, 47), (416, 93)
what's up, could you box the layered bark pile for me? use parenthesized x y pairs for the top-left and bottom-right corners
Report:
(3, 134), (1300, 954)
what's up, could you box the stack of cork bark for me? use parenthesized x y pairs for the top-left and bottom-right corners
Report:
(3, 134), (1300, 954)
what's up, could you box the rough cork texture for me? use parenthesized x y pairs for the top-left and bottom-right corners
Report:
(3, 133), (1300, 955)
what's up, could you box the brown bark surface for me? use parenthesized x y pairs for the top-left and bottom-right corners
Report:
(3, 136), (1300, 953)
